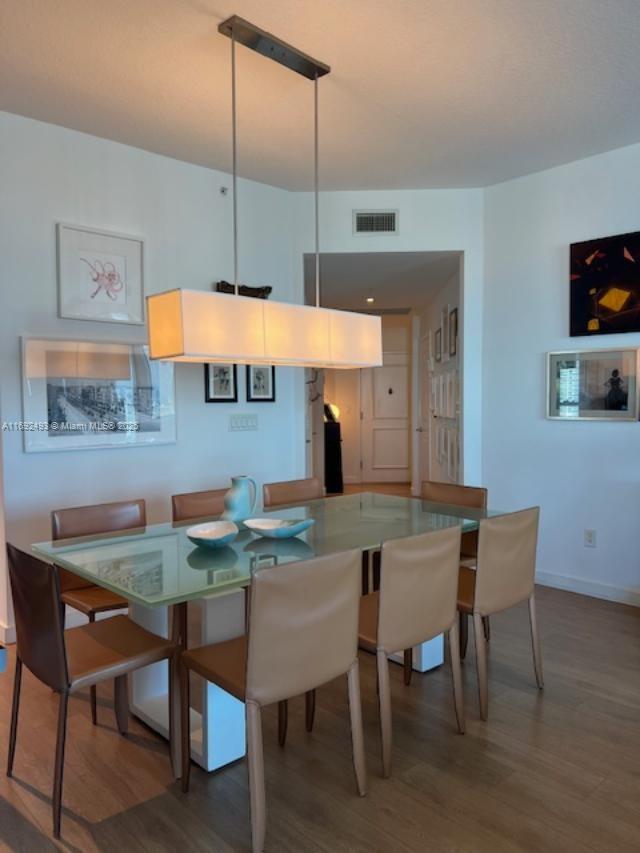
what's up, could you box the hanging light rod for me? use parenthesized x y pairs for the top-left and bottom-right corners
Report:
(217, 15), (330, 80)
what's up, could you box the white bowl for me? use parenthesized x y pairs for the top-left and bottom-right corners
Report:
(186, 521), (239, 549)
(244, 518), (315, 539)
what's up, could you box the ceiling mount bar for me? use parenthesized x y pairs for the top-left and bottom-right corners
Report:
(218, 15), (330, 80)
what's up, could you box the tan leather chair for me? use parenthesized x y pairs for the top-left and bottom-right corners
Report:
(179, 549), (366, 853)
(262, 476), (323, 509)
(171, 488), (227, 523)
(6, 544), (177, 840)
(421, 480), (490, 656)
(457, 507), (543, 719)
(358, 527), (464, 777)
(261, 476), (323, 741)
(51, 499), (146, 724)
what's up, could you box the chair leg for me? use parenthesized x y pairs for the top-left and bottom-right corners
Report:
(246, 700), (266, 853)
(448, 621), (465, 734)
(52, 691), (69, 840)
(472, 612), (489, 720)
(482, 616), (491, 642)
(305, 690), (316, 732)
(114, 675), (129, 735)
(180, 662), (191, 793)
(528, 593), (544, 689)
(403, 648), (413, 686)
(459, 611), (469, 660)
(7, 657), (22, 777)
(376, 650), (392, 778)
(347, 661), (367, 796)
(277, 700), (288, 747)
(88, 612), (97, 725)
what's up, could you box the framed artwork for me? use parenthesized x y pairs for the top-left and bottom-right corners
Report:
(204, 364), (237, 402)
(449, 308), (458, 357)
(547, 348), (639, 421)
(570, 231), (640, 336)
(246, 365), (276, 402)
(435, 328), (442, 363)
(441, 306), (450, 362)
(22, 338), (176, 452)
(57, 223), (144, 324)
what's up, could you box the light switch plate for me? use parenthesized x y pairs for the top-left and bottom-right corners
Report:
(229, 414), (258, 432)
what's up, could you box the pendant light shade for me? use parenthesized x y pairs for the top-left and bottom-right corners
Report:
(147, 289), (382, 369)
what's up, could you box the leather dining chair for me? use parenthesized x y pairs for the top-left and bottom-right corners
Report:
(172, 488), (227, 523)
(358, 526), (465, 777)
(6, 544), (177, 840)
(261, 476), (323, 742)
(51, 499), (147, 724)
(179, 549), (366, 853)
(457, 507), (543, 719)
(421, 480), (490, 659)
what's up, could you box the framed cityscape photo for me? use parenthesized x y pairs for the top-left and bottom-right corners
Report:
(57, 223), (144, 324)
(204, 364), (237, 402)
(547, 348), (639, 420)
(449, 308), (458, 357)
(22, 338), (176, 452)
(435, 328), (442, 363)
(246, 365), (276, 402)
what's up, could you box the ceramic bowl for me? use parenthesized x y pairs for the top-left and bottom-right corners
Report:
(186, 521), (239, 549)
(244, 518), (315, 539)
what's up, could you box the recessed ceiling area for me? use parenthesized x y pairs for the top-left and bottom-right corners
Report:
(304, 252), (460, 311)
(2, 1), (640, 190)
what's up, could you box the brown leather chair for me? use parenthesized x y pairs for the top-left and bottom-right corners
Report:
(262, 476), (323, 509)
(6, 544), (177, 840)
(457, 507), (543, 719)
(172, 488), (227, 523)
(51, 499), (147, 724)
(358, 526), (465, 777)
(179, 549), (366, 853)
(421, 480), (489, 657)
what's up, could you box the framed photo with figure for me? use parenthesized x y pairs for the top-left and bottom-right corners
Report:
(246, 365), (276, 402)
(205, 364), (237, 402)
(546, 348), (639, 420)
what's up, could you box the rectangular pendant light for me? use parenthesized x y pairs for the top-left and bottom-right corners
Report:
(147, 289), (382, 369)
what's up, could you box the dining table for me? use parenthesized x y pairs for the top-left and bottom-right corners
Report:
(32, 491), (498, 776)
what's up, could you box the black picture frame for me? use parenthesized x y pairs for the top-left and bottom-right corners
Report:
(204, 364), (238, 402)
(435, 328), (442, 363)
(449, 308), (458, 357)
(246, 365), (276, 402)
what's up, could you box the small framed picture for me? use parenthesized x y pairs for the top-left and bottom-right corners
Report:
(205, 364), (237, 402)
(246, 365), (276, 402)
(547, 348), (639, 420)
(441, 306), (450, 362)
(449, 308), (458, 357)
(435, 328), (442, 363)
(57, 224), (144, 324)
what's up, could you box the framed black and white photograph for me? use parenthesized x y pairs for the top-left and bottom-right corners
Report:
(435, 328), (442, 363)
(22, 338), (176, 452)
(246, 365), (276, 402)
(204, 364), (237, 402)
(441, 306), (450, 361)
(547, 348), (639, 420)
(449, 308), (458, 357)
(57, 223), (144, 324)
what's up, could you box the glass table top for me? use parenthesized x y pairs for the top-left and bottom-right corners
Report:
(32, 492), (498, 609)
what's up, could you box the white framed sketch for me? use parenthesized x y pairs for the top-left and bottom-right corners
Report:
(57, 224), (144, 324)
(22, 337), (175, 452)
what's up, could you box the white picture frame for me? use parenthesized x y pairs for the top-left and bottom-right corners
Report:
(22, 337), (176, 452)
(57, 223), (145, 324)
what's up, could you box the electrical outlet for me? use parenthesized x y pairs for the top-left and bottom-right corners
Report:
(229, 414), (258, 432)
(584, 529), (597, 548)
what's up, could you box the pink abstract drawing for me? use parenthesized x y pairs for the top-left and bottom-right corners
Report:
(80, 258), (125, 300)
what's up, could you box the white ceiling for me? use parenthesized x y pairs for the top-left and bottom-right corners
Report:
(304, 252), (460, 310)
(2, 1), (640, 190)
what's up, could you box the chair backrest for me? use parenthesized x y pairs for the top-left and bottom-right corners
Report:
(245, 549), (361, 706)
(262, 477), (323, 509)
(474, 507), (540, 616)
(6, 544), (69, 691)
(51, 499), (147, 592)
(172, 489), (227, 523)
(377, 526), (461, 655)
(421, 481), (487, 509)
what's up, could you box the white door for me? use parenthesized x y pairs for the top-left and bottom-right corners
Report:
(361, 351), (410, 483)
(417, 332), (431, 488)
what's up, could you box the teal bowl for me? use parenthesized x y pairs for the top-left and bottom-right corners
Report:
(244, 518), (315, 539)
(186, 521), (239, 549)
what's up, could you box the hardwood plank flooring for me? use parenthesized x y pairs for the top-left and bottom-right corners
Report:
(1, 585), (639, 850)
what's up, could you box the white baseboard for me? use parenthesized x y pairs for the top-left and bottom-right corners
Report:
(536, 571), (640, 608)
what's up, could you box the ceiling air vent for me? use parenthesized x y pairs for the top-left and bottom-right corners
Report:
(353, 209), (399, 235)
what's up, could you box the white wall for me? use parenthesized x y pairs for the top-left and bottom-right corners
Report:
(0, 112), (307, 641)
(484, 144), (640, 605)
